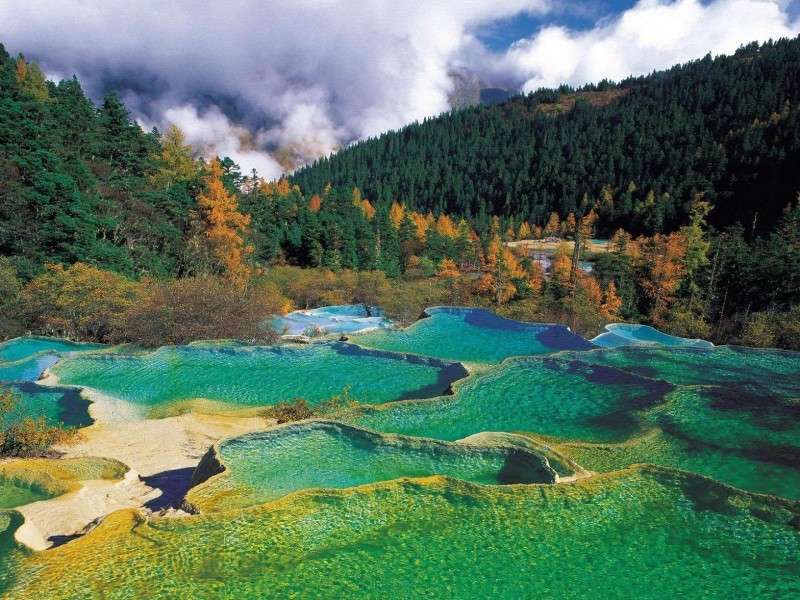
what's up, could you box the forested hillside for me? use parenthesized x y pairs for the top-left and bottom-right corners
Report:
(1, 39), (799, 350)
(294, 37), (800, 236)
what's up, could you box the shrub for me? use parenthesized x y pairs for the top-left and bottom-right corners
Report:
(0, 388), (75, 457)
(20, 262), (141, 341)
(258, 387), (359, 424)
(259, 398), (314, 423)
(116, 276), (288, 346)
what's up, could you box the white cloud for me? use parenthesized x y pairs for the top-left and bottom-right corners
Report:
(1, 1), (797, 177)
(0, 0), (547, 176)
(503, 0), (800, 92)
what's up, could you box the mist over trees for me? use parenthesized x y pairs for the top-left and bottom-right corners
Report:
(294, 38), (800, 238)
(1, 38), (799, 348)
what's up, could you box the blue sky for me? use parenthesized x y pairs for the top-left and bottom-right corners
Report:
(478, 1), (640, 51)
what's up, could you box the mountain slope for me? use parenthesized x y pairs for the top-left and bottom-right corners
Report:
(293, 37), (800, 236)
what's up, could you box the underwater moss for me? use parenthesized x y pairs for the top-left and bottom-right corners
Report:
(185, 421), (558, 512)
(8, 466), (800, 599)
(51, 342), (467, 418)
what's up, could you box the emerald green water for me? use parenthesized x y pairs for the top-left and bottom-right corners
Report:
(193, 421), (555, 510)
(0, 336), (106, 383)
(0, 354), (60, 383)
(0, 479), (50, 509)
(591, 323), (714, 348)
(350, 345), (800, 498)
(350, 356), (672, 443)
(0, 337), (104, 363)
(0, 510), (26, 595)
(573, 345), (800, 393)
(352, 307), (593, 363)
(563, 384), (800, 498)
(0, 384), (92, 428)
(51, 342), (466, 416)
(10, 468), (800, 599)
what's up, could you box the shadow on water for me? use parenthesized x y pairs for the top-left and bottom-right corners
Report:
(333, 342), (469, 400)
(48, 532), (84, 548)
(142, 467), (197, 511)
(10, 382), (93, 428)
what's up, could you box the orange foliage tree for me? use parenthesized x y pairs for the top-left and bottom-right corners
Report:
(389, 202), (405, 229)
(193, 159), (253, 284)
(636, 232), (687, 325)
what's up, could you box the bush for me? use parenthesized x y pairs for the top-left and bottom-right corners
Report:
(258, 387), (359, 424)
(259, 398), (315, 423)
(117, 276), (288, 347)
(0, 388), (75, 457)
(20, 262), (141, 341)
(740, 312), (776, 348)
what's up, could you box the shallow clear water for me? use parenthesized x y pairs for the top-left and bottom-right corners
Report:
(52, 342), (466, 416)
(352, 307), (594, 364)
(0, 354), (59, 383)
(0, 510), (26, 594)
(351, 345), (800, 498)
(591, 323), (714, 349)
(191, 421), (554, 510)
(1, 383), (93, 428)
(350, 356), (671, 443)
(11, 468), (800, 599)
(0, 337), (104, 363)
(561, 383), (800, 498)
(573, 345), (800, 395)
(0, 336), (105, 383)
(0, 479), (50, 509)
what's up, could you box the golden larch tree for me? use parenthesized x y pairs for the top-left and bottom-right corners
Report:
(195, 159), (253, 284)
(389, 202), (406, 229)
(544, 212), (561, 237)
(435, 214), (458, 238)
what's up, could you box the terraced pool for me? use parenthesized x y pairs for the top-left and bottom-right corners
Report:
(186, 421), (557, 511)
(351, 307), (593, 363)
(350, 355), (673, 443)
(51, 342), (467, 417)
(7, 467), (799, 599)
(3, 315), (800, 598)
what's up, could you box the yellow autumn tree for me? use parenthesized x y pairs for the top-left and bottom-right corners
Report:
(409, 212), (428, 241)
(15, 56), (49, 102)
(544, 212), (561, 237)
(436, 214), (458, 238)
(564, 213), (577, 238)
(193, 159), (253, 284)
(274, 178), (291, 196)
(601, 282), (623, 321)
(151, 125), (198, 188)
(637, 232), (687, 325)
(517, 221), (532, 240)
(436, 258), (460, 280)
(389, 202), (405, 229)
(528, 261), (545, 295)
(360, 199), (376, 220)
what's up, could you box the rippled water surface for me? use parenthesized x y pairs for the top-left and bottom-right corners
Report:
(52, 342), (466, 415)
(190, 421), (554, 510)
(352, 307), (593, 363)
(351, 356), (671, 442)
(10, 469), (800, 599)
